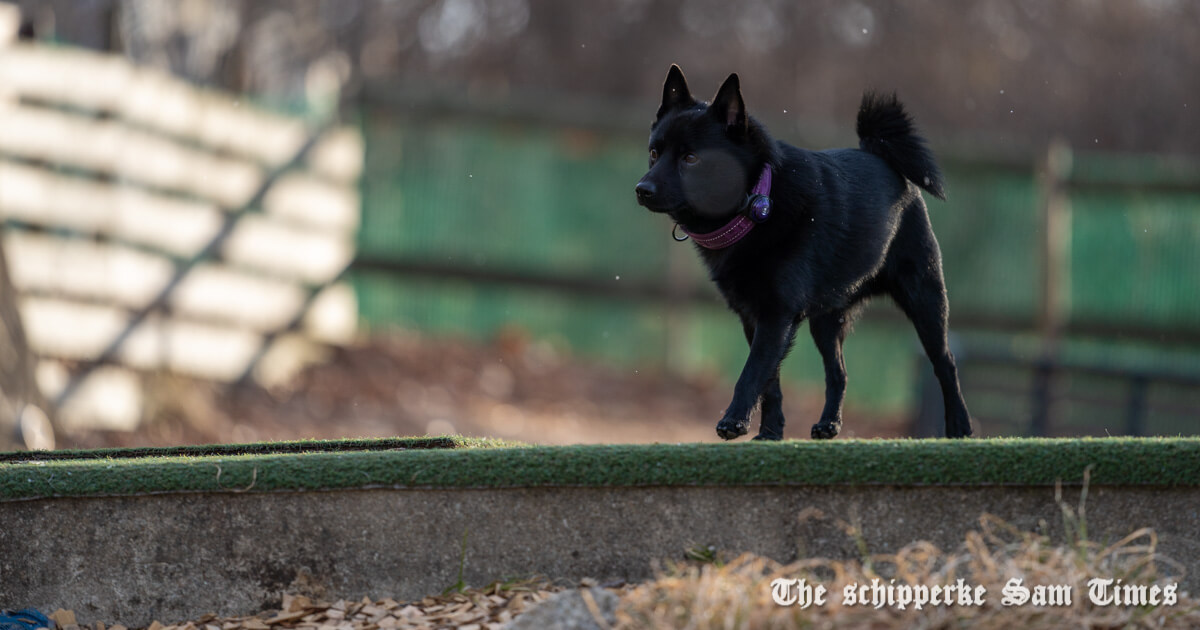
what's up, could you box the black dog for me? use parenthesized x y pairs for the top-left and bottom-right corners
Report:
(635, 65), (972, 440)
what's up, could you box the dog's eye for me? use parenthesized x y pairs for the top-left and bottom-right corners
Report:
(683, 153), (700, 165)
(649, 149), (658, 164)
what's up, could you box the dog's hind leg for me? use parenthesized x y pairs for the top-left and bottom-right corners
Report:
(887, 251), (974, 437)
(809, 311), (853, 439)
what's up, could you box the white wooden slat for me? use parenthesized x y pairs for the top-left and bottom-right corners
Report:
(36, 361), (143, 432)
(0, 161), (359, 258)
(0, 102), (264, 207)
(174, 266), (309, 331)
(304, 283), (358, 345)
(5, 232), (174, 305)
(263, 172), (360, 231)
(24, 297), (339, 385)
(4, 215), (350, 301)
(0, 45), (362, 183)
(254, 333), (330, 388)
(308, 128), (364, 184)
(123, 70), (309, 170)
(0, 45), (311, 169)
(23, 298), (147, 365)
(2, 164), (354, 285)
(4, 232), (326, 332)
(22, 297), (264, 382)
(223, 215), (354, 284)
(0, 5), (16, 49)
(0, 161), (226, 255)
(0, 44), (132, 111)
(160, 319), (265, 382)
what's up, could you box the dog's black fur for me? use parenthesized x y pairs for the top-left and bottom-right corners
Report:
(635, 65), (972, 440)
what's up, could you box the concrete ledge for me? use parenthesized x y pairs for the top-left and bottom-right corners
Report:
(4, 484), (1199, 626)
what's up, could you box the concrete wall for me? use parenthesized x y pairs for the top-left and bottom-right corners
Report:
(2, 485), (1198, 626)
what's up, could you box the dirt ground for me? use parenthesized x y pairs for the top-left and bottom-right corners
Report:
(58, 330), (909, 449)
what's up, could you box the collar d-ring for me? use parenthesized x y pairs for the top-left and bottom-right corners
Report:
(672, 223), (690, 242)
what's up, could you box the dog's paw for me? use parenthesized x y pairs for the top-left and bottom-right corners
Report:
(715, 416), (750, 440)
(945, 421), (974, 438)
(810, 419), (842, 440)
(751, 431), (782, 441)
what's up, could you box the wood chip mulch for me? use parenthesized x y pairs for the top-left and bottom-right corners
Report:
(44, 578), (621, 630)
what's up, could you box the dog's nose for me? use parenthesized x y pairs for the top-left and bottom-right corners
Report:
(635, 180), (657, 202)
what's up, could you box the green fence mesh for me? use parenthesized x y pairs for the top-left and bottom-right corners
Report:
(352, 105), (1200, 424)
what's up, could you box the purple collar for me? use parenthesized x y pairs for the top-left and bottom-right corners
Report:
(676, 164), (773, 250)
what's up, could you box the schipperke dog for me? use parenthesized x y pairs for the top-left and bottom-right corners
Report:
(635, 65), (972, 440)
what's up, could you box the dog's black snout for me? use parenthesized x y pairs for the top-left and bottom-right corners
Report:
(635, 180), (657, 202)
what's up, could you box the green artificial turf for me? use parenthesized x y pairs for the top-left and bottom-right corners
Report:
(2, 437), (1198, 502)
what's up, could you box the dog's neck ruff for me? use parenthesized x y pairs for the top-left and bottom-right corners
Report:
(677, 164), (773, 250)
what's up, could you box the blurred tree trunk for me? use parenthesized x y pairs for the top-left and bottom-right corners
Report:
(0, 235), (54, 450)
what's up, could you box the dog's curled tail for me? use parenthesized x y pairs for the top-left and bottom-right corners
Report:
(856, 91), (946, 201)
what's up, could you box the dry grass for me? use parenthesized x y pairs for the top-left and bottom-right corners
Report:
(614, 480), (1200, 629)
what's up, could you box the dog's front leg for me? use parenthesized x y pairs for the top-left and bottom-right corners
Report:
(716, 313), (795, 440)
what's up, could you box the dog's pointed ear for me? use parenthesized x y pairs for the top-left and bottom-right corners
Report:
(657, 64), (695, 120)
(711, 73), (747, 135)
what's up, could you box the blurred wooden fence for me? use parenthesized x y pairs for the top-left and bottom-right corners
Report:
(0, 7), (361, 432)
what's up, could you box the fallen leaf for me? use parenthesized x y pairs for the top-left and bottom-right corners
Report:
(264, 610), (308, 625)
(50, 611), (78, 627)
